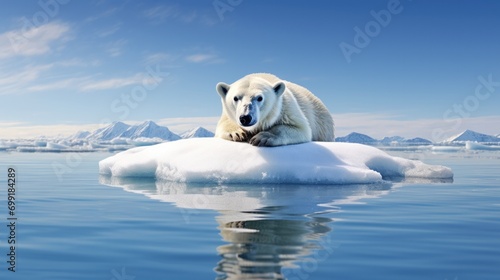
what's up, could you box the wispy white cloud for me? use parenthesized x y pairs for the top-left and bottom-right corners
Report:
(0, 22), (70, 60)
(0, 64), (54, 94)
(143, 5), (208, 25)
(0, 56), (103, 94)
(97, 22), (122, 38)
(106, 39), (127, 57)
(143, 5), (180, 24)
(80, 72), (162, 91)
(84, 7), (119, 22)
(199, 14), (219, 26)
(27, 77), (92, 92)
(186, 53), (213, 63)
(81, 75), (140, 91)
(181, 11), (198, 23)
(56, 58), (101, 67)
(185, 53), (223, 64)
(0, 64), (52, 85)
(143, 51), (218, 68)
(261, 57), (275, 63)
(143, 52), (175, 66)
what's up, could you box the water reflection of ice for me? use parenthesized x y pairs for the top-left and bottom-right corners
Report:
(100, 176), (396, 279)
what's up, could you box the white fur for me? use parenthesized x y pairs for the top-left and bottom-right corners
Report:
(215, 73), (334, 147)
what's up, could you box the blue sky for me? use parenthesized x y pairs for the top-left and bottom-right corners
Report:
(1, 0), (499, 140)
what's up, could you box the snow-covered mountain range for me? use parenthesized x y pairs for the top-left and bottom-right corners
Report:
(85, 121), (130, 141)
(336, 132), (432, 145)
(72, 121), (211, 141)
(336, 132), (377, 144)
(444, 129), (500, 143)
(69, 125), (500, 144)
(5, 118), (499, 146)
(2, 125), (499, 153)
(180, 127), (215, 138)
(120, 121), (180, 141)
(336, 129), (500, 144)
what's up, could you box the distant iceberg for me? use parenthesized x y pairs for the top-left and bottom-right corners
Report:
(99, 138), (453, 185)
(431, 146), (463, 152)
(465, 141), (500, 151)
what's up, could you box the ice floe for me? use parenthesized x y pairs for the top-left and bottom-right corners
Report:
(99, 138), (453, 184)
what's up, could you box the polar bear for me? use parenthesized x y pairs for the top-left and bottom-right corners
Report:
(215, 73), (334, 147)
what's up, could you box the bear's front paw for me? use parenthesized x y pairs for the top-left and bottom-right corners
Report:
(227, 130), (248, 142)
(249, 132), (279, 147)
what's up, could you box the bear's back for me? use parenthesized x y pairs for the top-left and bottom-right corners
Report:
(284, 81), (334, 142)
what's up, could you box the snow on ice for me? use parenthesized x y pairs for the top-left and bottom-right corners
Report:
(99, 138), (453, 185)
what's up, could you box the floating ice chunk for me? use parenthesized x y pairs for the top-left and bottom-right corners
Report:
(1, 140), (32, 149)
(465, 141), (500, 151)
(431, 146), (463, 152)
(99, 138), (453, 184)
(34, 140), (47, 147)
(16, 142), (95, 153)
(46, 142), (68, 149)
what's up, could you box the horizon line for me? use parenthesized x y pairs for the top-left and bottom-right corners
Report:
(1, 114), (499, 142)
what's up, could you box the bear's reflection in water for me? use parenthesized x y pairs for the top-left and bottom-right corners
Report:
(100, 176), (393, 279)
(217, 215), (334, 279)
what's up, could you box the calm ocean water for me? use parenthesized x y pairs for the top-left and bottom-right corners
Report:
(0, 149), (499, 279)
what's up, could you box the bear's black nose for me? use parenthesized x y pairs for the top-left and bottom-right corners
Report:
(239, 115), (253, 126)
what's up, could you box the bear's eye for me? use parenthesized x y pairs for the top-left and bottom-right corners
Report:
(233, 96), (238, 102)
(256, 96), (263, 102)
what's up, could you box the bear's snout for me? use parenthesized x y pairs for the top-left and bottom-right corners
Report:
(239, 115), (254, 127)
(238, 102), (257, 127)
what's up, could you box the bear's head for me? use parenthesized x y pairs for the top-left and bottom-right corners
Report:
(216, 77), (286, 132)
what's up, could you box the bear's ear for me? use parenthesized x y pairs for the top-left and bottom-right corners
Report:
(216, 82), (230, 98)
(272, 81), (286, 97)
